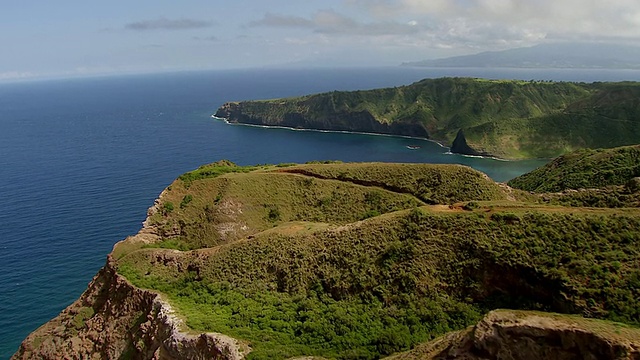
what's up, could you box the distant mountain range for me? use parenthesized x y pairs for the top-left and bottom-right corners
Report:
(402, 43), (640, 69)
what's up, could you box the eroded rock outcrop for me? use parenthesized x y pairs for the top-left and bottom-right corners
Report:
(450, 129), (484, 157)
(389, 310), (640, 360)
(11, 256), (246, 360)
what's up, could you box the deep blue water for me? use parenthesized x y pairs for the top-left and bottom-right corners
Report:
(2, 67), (640, 359)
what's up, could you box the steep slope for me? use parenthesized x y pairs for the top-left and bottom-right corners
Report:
(12, 239), (247, 360)
(214, 78), (640, 159)
(14, 161), (640, 360)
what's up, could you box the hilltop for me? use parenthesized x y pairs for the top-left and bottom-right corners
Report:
(13, 160), (640, 360)
(215, 78), (640, 159)
(509, 144), (640, 192)
(507, 145), (640, 208)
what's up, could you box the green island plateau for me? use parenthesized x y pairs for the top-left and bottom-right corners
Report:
(14, 146), (640, 359)
(215, 78), (640, 159)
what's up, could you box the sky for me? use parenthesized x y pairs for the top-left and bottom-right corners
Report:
(2, 0), (640, 81)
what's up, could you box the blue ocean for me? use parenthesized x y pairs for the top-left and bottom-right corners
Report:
(2, 67), (640, 358)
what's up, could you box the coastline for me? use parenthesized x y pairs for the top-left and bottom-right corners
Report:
(210, 115), (515, 162)
(444, 150), (511, 162)
(211, 114), (452, 146)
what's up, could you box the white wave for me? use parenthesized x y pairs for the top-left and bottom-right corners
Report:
(209, 114), (450, 148)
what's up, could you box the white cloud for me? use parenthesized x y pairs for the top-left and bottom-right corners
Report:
(250, 13), (313, 28)
(251, 9), (420, 36)
(424, 0), (640, 37)
(344, 0), (640, 49)
(192, 36), (219, 42)
(125, 18), (213, 31)
(234, 0), (640, 69)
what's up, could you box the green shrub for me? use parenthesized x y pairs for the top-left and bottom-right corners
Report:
(180, 194), (193, 209)
(360, 210), (381, 219)
(267, 207), (281, 222)
(163, 202), (175, 214)
(463, 201), (479, 211)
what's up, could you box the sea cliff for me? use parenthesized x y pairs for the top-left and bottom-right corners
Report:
(215, 102), (431, 139)
(11, 197), (246, 360)
(12, 258), (244, 360)
(215, 78), (640, 159)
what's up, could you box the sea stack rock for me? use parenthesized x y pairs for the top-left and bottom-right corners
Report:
(450, 129), (482, 156)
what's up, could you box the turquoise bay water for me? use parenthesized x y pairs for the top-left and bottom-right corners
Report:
(2, 67), (640, 358)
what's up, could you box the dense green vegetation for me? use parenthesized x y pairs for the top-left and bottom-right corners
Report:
(509, 144), (640, 192)
(120, 261), (480, 360)
(113, 160), (640, 359)
(215, 78), (640, 159)
(178, 159), (261, 186)
(120, 206), (640, 359)
(536, 186), (640, 208)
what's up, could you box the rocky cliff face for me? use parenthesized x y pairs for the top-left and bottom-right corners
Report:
(215, 101), (431, 139)
(11, 201), (247, 360)
(450, 129), (486, 157)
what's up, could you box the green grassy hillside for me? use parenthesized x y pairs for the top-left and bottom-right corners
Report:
(508, 144), (640, 192)
(131, 161), (505, 252)
(274, 162), (507, 204)
(113, 161), (640, 360)
(215, 78), (640, 159)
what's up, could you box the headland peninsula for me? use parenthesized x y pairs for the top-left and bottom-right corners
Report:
(13, 147), (640, 359)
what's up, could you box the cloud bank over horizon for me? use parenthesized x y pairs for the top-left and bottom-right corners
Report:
(125, 18), (213, 31)
(2, 0), (640, 81)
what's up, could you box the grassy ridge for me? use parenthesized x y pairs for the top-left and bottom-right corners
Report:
(141, 161), (508, 251)
(215, 78), (640, 159)
(275, 162), (508, 204)
(536, 187), (640, 208)
(146, 173), (422, 250)
(508, 144), (640, 192)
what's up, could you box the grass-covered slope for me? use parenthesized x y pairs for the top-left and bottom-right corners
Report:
(112, 161), (640, 360)
(215, 78), (640, 159)
(508, 144), (640, 193)
(275, 162), (507, 204)
(128, 161), (505, 252)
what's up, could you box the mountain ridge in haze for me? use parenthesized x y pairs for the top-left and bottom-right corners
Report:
(402, 43), (640, 69)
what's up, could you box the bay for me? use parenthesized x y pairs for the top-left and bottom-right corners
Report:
(2, 66), (640, 358)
